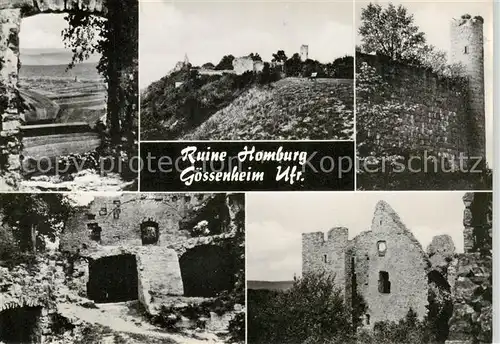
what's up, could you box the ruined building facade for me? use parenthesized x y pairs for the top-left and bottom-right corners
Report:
(302, 193), (492, 343)
(302, 201), (429, 327)
(59, 193), (244, 315)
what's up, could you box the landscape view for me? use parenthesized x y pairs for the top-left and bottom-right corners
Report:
(2, 11), (139, 192)
(140, 1), (354, 141)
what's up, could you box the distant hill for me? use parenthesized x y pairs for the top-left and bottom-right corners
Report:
(247, 280), (294, 291)
(20, 48), (100, 66)
(20, 62), (102, 81)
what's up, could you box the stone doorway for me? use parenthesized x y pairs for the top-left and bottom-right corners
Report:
(0, 306), (42, 343)
(179, 245), (236, 297)
(87, 254), (138, 303)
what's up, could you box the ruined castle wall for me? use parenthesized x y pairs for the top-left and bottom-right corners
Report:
(348, 229), (428, 327)
(356, 53), (470, 159)
(233, 57), (255, 75)
(60, 193), (214, 251)
(448, 192), (492, 343)
(302, 227), (348, 288)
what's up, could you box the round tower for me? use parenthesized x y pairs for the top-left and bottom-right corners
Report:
(450, 15), (485, 160)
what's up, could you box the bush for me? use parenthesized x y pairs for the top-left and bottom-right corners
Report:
(248, 272), (352, 344)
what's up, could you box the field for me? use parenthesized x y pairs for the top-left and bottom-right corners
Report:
(19, 62), (106, 126)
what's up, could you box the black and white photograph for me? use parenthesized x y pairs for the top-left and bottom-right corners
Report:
(0, 0), (138, 192)
(139, 0), (354, 141)
(0, 192), (244, 343)
(247, 192), (492, 344)
(355, 1), (494, 190)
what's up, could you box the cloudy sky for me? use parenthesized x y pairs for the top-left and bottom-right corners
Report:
(19, 14), (101, 65)
(139, 0), (354, 88)
(356, 0), (494, 164)
(247, 192), (472, 281)
(20, 14), (68, 51)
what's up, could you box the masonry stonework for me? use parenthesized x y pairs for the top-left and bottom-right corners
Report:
(450, 16), (485, 159)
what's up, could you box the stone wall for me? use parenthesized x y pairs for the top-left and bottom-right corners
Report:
(447, 192), (492, 344)
(357, 53), (471, 160)
(346, 201), (429, 327)
(60, 193), (224, 251)
(302, 227), (348, 289)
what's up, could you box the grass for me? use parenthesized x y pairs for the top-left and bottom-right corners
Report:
(183, 78), (354, 140)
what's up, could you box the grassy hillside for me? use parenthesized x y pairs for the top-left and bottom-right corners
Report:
(184, 78), (353, 140)
(141, 69), (353, 140)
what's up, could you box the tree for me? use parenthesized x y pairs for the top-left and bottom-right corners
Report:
(272, 50), (287, 63)
(284, 53), (302, 77)
(358, 3), (426, 63)
(248, 53), (262, 61)
(248, 272), (353, 344)
(215, 55), (235, 70)
(202, 62), (215, 70)
(0, 194), (73, 252)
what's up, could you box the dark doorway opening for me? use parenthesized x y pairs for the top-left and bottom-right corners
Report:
(180, 245), (236, 297)
(0, 306), (41, 344)
(87, 254), (138, 303)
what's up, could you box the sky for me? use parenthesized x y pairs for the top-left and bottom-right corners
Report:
(355, 0), (494, 165)
(247, 192), (470, 281)
(139, 0), (354, 88)
(19, 13), (101, 65)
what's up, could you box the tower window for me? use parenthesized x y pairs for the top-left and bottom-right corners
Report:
(323, 254), (327, 263)
(365, 314), (371, 325)
(378, 271), (391, 293)
(377, 241), (387, 256)
(464, 46), (469, 54)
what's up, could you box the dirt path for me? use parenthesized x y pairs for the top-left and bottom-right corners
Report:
(57, 302), (224, 344)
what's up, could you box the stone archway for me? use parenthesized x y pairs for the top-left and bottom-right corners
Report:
(0, 0), (136, 174)
(0, 306), (42, 343)
(87, 254), (139, 303)
(179, 245), (236, 297)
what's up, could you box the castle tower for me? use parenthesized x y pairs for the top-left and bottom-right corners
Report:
(183, 53), (190, 65)
(450, 15), (485, 160)
(300, 44), (309, 61)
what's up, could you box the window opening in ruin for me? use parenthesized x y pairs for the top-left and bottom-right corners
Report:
(113, 208), (121, 219)
(365, 314), (370, 325)
(87, 254), (138, 303)
(323, 254), (327, 263)
(378, 271), (391, 293)
(377, 241), (387, 256)
(0, 306), (42, 343)
(179, 245), (236, 297)
(140, 220), (160, 245)
(464, 46), (469, 54)
(87, 223), (102, 242)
